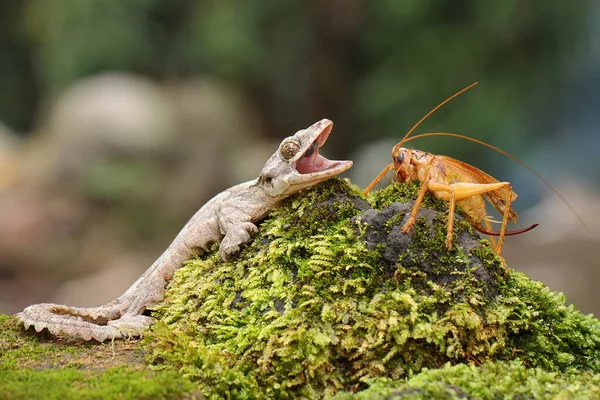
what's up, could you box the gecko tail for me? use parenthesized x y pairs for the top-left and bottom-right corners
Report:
(17, 303), (153, 342)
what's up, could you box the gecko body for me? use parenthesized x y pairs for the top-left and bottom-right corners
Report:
(18, 119), (352, 341)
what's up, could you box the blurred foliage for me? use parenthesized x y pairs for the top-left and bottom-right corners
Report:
(0, 0), (591, 163)
(0, 1), (39, 132)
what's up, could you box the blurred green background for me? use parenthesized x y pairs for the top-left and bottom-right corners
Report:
(1, 1), (599, 315)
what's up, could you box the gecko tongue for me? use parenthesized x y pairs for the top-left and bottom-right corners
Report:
(296, 151), (337, 174)
(294, 125), (341, 174)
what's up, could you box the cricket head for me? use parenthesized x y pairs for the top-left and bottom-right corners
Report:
(258, 119), (353, 198)
(392, 145), (433, 182)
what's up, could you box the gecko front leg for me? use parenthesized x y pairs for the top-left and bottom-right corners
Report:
(218, 218), (259, 260)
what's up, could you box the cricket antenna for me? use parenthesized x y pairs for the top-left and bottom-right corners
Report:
(399, 82), (478, 146)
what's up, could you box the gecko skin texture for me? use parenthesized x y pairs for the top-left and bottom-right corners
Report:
(17, 119), (352, 342)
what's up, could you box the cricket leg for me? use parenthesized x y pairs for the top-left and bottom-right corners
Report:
(431, 181), (513, 239)
(401, 180), (430, 234)
(445, 181), (513, 256)
(482, 218), (509, 272)
(364, 164), (394, 195)
(426, 181), (456, 249)
(435, 181), (513, 270)
(496, 184), (514, 256)
(493, 200), (514, 274)
(440, 181), (511, 200)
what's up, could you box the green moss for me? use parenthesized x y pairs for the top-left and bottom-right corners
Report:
(0, 315), (196, 399)
(145, 178), (600, 399)
(499, 272), (600, 372)
(330, 360), (600, 399)
(0, 365), (196, 400)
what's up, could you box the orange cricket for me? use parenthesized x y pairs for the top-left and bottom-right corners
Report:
(364, 82), (586, 261)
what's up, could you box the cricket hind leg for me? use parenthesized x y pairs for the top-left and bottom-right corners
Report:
(425, 181), (457, 250)
(495, 185), (514, 257)
(482, 218), (509, 271)
(428, 180), (514, 257)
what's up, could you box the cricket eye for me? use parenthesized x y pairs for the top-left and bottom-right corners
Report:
(280, 139), (300, 160)
(395, 152), (405, 164)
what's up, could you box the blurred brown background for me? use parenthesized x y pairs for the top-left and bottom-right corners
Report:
(1, 1), (599, 316)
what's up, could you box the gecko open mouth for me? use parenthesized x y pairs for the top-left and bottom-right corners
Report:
(295, 121), (352, 175)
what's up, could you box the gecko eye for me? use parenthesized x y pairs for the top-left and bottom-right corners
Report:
(395, 152), (405, 164)
(280, 138), (300, 160)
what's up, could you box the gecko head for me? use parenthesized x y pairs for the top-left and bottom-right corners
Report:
(258, 119), (353, 197)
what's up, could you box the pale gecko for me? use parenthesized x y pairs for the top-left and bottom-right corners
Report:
(17, 119), (352, 342)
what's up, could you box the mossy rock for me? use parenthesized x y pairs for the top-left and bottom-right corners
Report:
(142, 178), (600, 399)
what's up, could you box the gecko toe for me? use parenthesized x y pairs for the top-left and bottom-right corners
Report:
(220, 245), (240, 260)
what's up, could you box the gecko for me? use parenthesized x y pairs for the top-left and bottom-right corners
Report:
(17, 119), (352, 342)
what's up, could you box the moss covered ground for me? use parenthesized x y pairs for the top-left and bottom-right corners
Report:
(0, 314), (197, 399)
(2, 178), (600, 399)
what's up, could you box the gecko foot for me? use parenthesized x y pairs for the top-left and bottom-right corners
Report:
(219, 222), (259, 260)
(107, 314), (156, 335)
